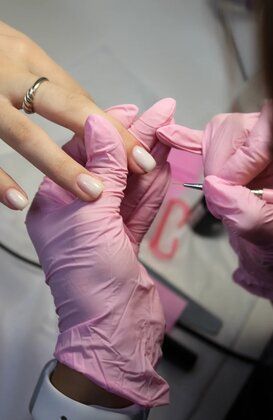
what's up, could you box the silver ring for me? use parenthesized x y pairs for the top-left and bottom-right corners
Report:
(22, 77), (49, 114)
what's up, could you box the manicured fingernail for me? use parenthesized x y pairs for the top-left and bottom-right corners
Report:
(77, 174), (103, 199)
(5, 189), (28, 210)
(132, 146), (156, 172)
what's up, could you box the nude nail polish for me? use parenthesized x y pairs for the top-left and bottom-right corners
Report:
(5, 189), (29, 210)
(77, 174), (103, 199)
(132, 146), (156, 172)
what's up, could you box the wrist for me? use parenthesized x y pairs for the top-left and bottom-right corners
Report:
(51, 361), (133, 408)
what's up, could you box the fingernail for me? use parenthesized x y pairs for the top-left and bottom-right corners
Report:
(5, 189), (28, 210)
(132, 146), (156, 172)
(77, 174), (103, 199)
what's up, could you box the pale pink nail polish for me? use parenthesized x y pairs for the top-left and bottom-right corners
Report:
(132, 146), (156, 172)
(77, 174), (103, 198)
(5, 189), (28, 210)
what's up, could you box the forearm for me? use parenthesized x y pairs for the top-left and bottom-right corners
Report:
(50, 361), (133, 409)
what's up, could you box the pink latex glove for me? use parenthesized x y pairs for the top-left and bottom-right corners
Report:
(26, 99), (177, 408)
(63, 98), (176, 251)
(157, 103), (273, 299)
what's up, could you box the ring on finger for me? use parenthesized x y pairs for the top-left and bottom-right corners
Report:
(22, 77), (49, 114)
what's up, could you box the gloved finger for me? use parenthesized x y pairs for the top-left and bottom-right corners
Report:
(0, 167), (28, 210)
(63, 99), (175, 172)
(129, 98), (176, 151)
(122, 113), (188, 233)
(201, 113), (260, 176)
(122, 118), (197, 227)
(124, 162), (171, 246)
(120, 97), (176, 223)
(84, 114), (127, 195)
(121, 140), (171, 246)
(219, 102), (273, 185)
(156, 123), (203, 154)
(123, 141), (171, 215)
(121, 97), (176, 224)
(203, 175), (273, 244)
(52, 113), (129, 206)
(105, 104), (139, 129)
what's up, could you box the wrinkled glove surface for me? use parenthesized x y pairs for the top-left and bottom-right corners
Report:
(157, 103), (273, 299)
(26, 99), (177, 407)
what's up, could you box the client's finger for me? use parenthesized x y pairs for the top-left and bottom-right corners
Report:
(0, 167), (28, 210)
(18, 78), (155, 174)
(0, 99), (103, 201)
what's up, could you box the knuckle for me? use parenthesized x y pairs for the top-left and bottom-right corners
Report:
(14, 38), (29, 57)
(6, 36), (30, 59)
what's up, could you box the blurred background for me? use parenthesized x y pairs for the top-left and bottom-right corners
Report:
(0, 1), (272, 419)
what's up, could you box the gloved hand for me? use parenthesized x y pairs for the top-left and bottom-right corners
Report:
(26, 99), (177, 408)
(156, 103), (273, 299)
(63, 98), (175, 252)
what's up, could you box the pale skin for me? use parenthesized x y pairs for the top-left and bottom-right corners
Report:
(0, 20), (152, 210)
(0, 21), (141, 407)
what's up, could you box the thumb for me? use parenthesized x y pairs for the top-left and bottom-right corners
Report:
(84, 115), (127, 194)
(156, 124), (203, 154)
(105, 104), (139, 128)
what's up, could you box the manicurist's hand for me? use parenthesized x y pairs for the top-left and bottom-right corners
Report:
(157, 103), (273, 299)
(26, 99), (179, 408)
(0, 21), (156, 211)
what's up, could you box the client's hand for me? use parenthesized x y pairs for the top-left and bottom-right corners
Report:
(0, 20), (156, 211)
(157, 104), (273, 299)
(26, 99), (177, 408)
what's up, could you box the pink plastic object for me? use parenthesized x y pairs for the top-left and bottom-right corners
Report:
(26, 99), (181, 407)
(157, 103), (273, 299)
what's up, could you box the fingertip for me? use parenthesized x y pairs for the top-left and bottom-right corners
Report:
(132, 146), (156, 172)
(138, 98), (176, 127)
(84, 114), (105, 136)
(4, 188), (29, 210)
(156, 124), (203, 153)
(152, 97), (177, 119)
(161, 97), (177, 114)
(76, 173), (104, 200)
